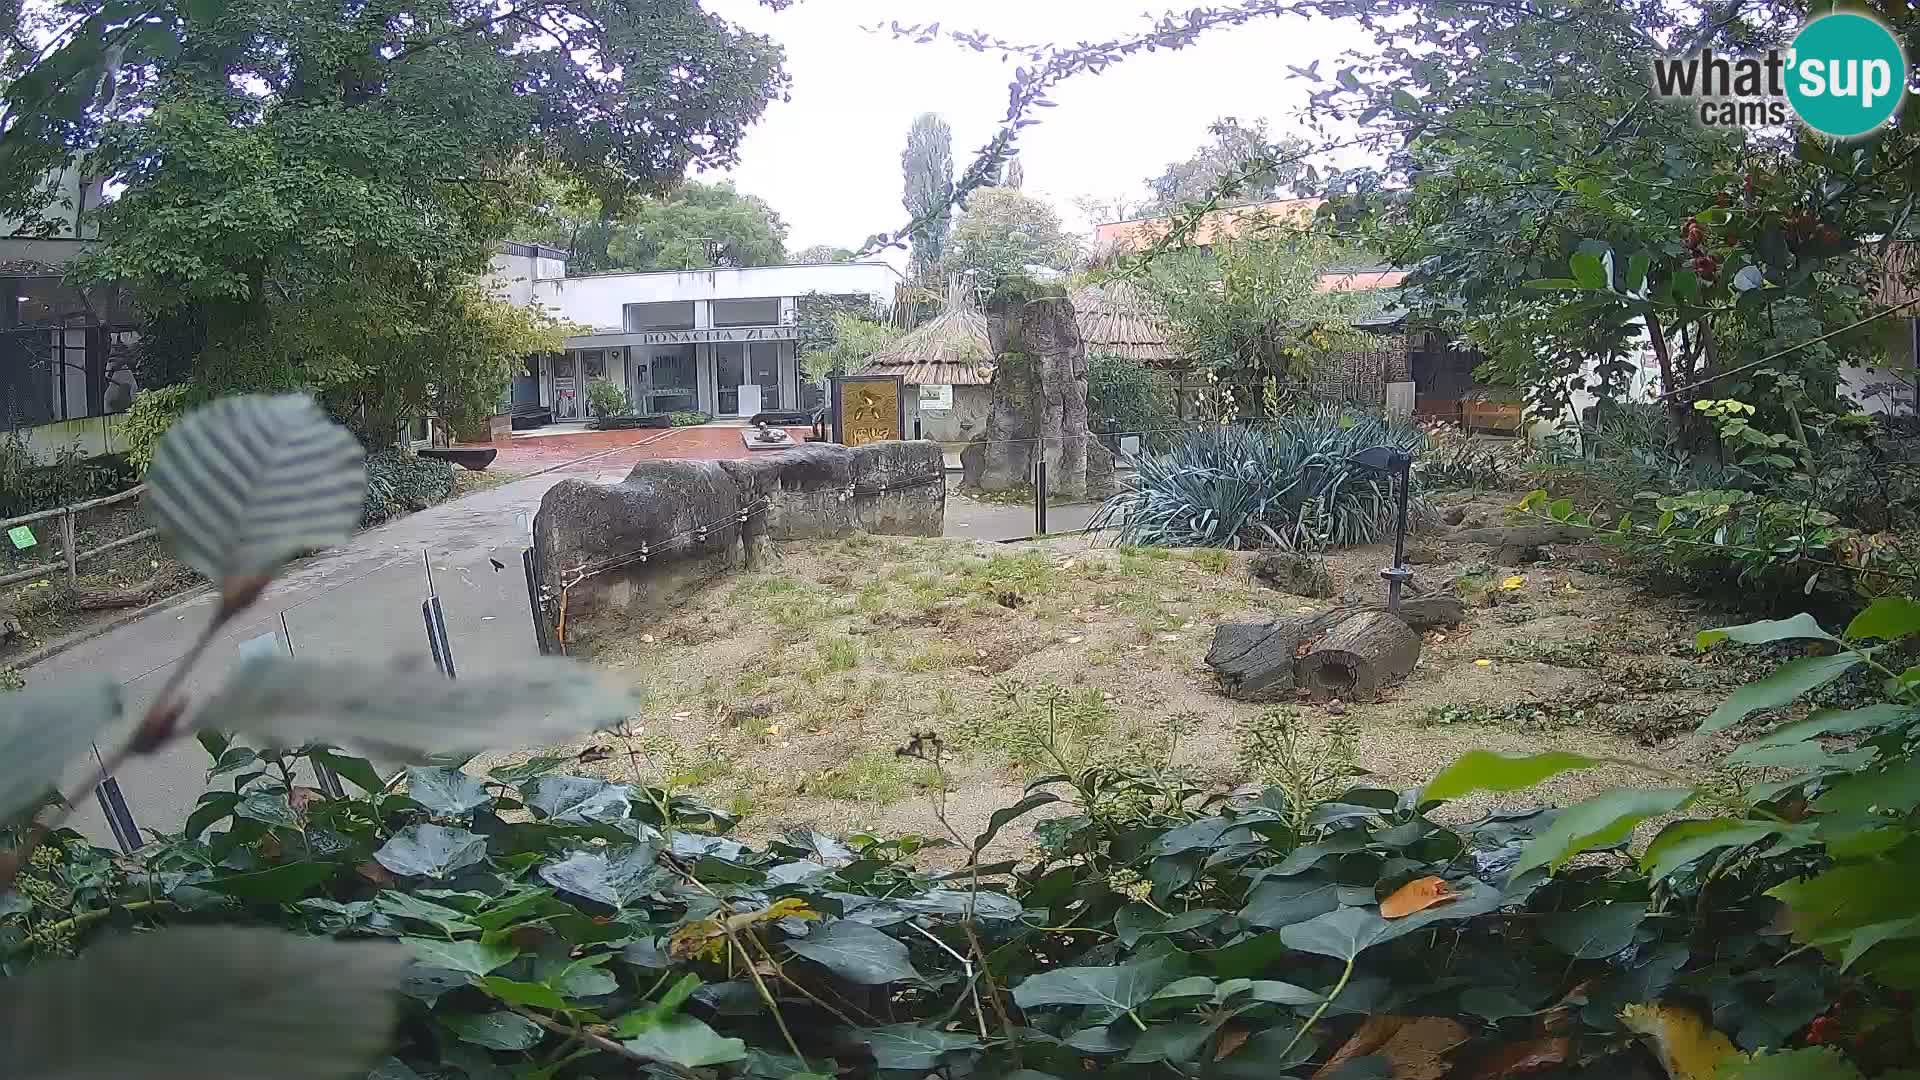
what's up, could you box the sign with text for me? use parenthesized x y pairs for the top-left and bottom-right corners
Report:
(918, 384), (954, 412)
(638, 326), (800, 345)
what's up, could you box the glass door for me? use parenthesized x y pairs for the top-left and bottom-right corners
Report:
(552, 353), (581, 421)
(580, 350), (607, 417)
(747, 342), (781, 414)
(715, 343), (746, 416)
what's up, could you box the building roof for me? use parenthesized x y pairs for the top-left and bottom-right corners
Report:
(853, 280), (994, 386)
(1071, 279), (1182, 366)
(1091, 197), (1326, 255)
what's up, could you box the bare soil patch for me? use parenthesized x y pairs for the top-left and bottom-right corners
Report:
(480, 493), (1776, 860)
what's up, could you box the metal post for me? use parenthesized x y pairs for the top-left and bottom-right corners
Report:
(421, 551), (457, 678)
(1035, 455), (1048, 537)
(913, 413), (922, 440)
(60, 510), (75, 582)
(1384, 460), (1413, 612)
(90, 745), (140, 853)
(523, 547), (551, 655)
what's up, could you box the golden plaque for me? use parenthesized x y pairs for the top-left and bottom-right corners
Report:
(833, 376), (905, 447)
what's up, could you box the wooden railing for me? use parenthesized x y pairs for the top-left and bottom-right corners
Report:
(0, 487), (153, 589)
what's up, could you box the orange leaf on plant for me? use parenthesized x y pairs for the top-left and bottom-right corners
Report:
(1380, 875), (1458, 919)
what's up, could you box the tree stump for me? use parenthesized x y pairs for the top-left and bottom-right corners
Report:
(1204, 610), (1351, 701)
(979, 293), (1094, 496)
(1297, 611), (1422, 702)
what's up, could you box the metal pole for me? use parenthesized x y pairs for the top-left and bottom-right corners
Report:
(288, 611), (348, 799)
(1386, 461), (1412, 612)
(1035, 456), (1048, 537)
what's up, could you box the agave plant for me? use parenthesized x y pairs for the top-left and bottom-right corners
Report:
(1091, 408), (1428, 550)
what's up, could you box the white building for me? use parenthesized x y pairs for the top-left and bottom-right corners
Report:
(488, 244), (903, 422)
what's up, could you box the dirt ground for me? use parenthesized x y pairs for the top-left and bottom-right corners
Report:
(480, 490), (1789, 860)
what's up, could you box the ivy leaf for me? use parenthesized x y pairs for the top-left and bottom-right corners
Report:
(1239, 874), (1341, 928)
(0, 927), (404, 1079)
(375, 892), (481, 935)
(200, 862), (338, 904)
(375, 824), (490, 879)
(1569, 250), (1609, 289)
(622, 1017), (748, 1068)
(525, 774), (632, 824)
(404, 766), (492, 816)
(1845, 596), (1920, 642)
(1700, 654), (1862, 732)
(1837, 916), (1920, 973)
(1422, 750), (1603, 801)
(310, 750), (384, 794)
(1012, 953), (1184, 1010)
(1279, 879), (1505, 960)
(193, 657), (639, 760)
(857, 1024), (983, 1071)
(442, 1010), (543, 1051)
(0, 677), (121, 824)
(1696, 613), (1837, 650)
(1728, 705), (1917, 762)
(971, 791), (1059, 854)
(786, 920), (921, 985)
(1459, 987), (1535, 1022)
(1512, 788), (1694, 878)
(1731, 265), (1765, 291)
(479, 976), (569, 1010)
(538, 845), (666, 908)
(1812, 759), (1920, 815)
(233, 791), (298, 828)
(1541, 902), (1647, 959)
(405, 937), (518, 976)
(143, 394), (366, 582)
(1641, 820), (1786, 882)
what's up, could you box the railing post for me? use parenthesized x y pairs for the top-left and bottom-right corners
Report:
(61, 510), (76, 583)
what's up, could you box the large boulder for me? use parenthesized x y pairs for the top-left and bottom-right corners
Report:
(535, 459), (748, 651)
(718, 443), (856, 549)
(979, 292), (1096, 499)
(851, 440), (946, 537)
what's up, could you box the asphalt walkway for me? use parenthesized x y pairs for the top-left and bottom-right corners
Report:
(33, 449), (1101, 844)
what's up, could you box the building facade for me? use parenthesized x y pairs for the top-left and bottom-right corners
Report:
(488, 249), (903, 422)
(0, 236), (143, 459)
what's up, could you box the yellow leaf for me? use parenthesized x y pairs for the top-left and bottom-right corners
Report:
(765, 724), (782, 736)
(1379, 876), (1458, 919)
(1474, 659), (1494, 667)
(1501, 575), (1526, 590)
(1619, 1003), (1742, 1080)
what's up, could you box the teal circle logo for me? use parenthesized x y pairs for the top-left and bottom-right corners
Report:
(1787, 13), (1907, 137)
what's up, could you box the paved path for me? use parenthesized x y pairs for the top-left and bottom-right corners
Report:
(35, 450), (1096, 844)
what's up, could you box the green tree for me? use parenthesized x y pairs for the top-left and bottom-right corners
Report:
(902, 112), (956, 282)
(1142, 117), (1310, 215)
(947, 187), (1078, 288)
(606, 182), (789, 271)
(18, 0), (787, 440)
(794, 244), (856, 264)
(1144, 227), (1378, 411)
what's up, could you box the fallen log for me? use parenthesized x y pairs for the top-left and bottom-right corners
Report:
(72, 577), (163, 610)
(1297, 610), (1423, 702)
(1206, 597), (1457, 701)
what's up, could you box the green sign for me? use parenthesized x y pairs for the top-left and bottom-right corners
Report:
(7, 525), (35, 550)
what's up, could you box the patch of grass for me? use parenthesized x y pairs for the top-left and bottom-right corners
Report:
(934, 686), (959, 717)
(818, 636), (860, 672)
(734, 669), (771, 696)
(1421, 699), (1601, 733)
(810, 750), (919, 804)
(1490, 639), (1606, 669)
(905, 640), (971, 672)
(856, 582), (894, 615)
(1186, 548), (1232, 573)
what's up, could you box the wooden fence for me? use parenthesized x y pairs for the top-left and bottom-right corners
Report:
(0, 487), (153, 589)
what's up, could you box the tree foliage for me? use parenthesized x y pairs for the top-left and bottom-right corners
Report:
(12, 0), (787, 439)
(606, 182), (790, 272)
(946, 187), (1079, 288)
(902, 112), (957, 282)
(1144, 116), (1311, 215)
(793, 244), (856, 264)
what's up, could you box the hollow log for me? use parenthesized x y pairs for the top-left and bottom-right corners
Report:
(1296, 610), (1423, 702)
(1204, 610), (1351, 701)
(1385, 595), (1467, 631)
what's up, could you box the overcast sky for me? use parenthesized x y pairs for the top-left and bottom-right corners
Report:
(702, 0), (1375, 264)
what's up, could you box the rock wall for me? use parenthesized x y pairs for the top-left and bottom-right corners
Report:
(534, 440), (945, 651)
(975, 295), (1097, 498)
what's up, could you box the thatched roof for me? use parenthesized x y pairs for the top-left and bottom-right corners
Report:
(854, 280), (994, 386)
(1071, 279), (1181, 366)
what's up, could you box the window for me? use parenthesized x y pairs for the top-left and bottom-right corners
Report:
(624, 301), (695, 332)
(710, 298), (780, 328)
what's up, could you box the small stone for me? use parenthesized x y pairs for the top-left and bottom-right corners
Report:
(1065, 635), (1084, 644)
(1325, 699), (1347, 716)
(1156, 633), (1179, 643)
(640, 634), (655, 644)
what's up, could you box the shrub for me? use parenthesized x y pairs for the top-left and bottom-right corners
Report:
(361, 449), (454, 527)
(120, 383), (194, 476)
(669, 410), (711, 427)
(585, 378), (629, 418)
(1087, 353), (1179, 438)
(1415, 420), (1532, 491)
(0, 432), (135, 518)
(1092, 408), (1427, 549)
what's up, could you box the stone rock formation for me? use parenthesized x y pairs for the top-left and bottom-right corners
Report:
(533, 440), (946, 651)
(976, 292), (1097, 499)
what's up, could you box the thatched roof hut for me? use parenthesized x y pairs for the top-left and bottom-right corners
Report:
(854, 279), (993, 386)
(1070, 279), (1181, 367)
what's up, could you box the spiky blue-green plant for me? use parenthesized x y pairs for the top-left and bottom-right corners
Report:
(1091, 409), (1428, 550)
